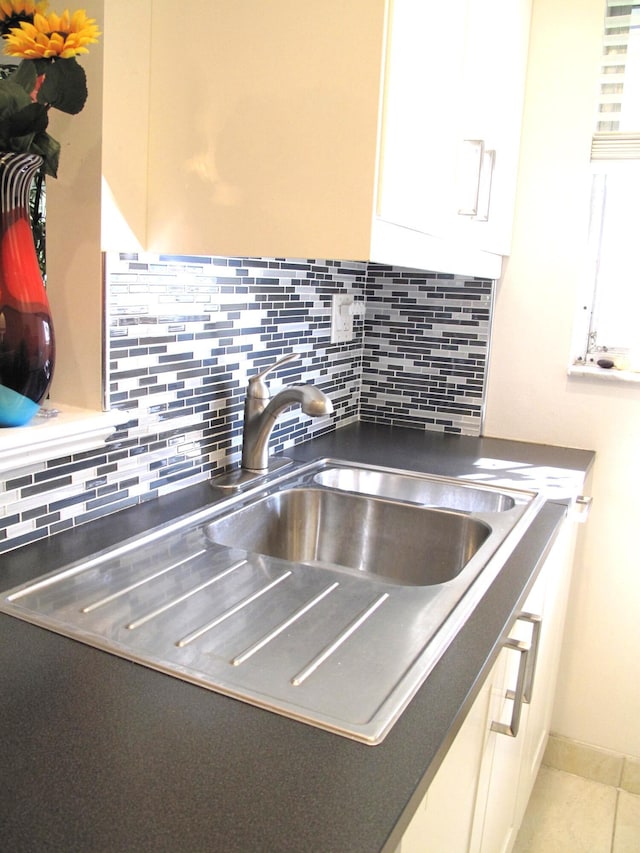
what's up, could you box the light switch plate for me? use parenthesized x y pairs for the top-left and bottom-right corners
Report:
(331, 293), (355, 343)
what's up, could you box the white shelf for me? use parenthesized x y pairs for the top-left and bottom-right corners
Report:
(0, 404), (129, 475)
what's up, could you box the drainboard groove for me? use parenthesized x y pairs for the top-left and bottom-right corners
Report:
(126, 559), (247, 630)
(291, 592), (390, 687)
(81, 548), (209, 614)
(175, 571), (293, 648)
(231, 581), (341, 666)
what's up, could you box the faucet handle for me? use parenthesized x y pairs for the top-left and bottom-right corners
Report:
(248, 352), (300, 399)
(252, 351), (300, 382)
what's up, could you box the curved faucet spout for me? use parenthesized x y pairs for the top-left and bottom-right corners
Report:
(265, 384), (334, 419)
(241, 383), (334, 473)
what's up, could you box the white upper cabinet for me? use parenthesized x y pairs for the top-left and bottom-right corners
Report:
(455, 0), (533, 256)
(134, 0), (531, 277)
(376, 1), (469, 238)
(145, 0), (385, 262)
(102, 0), (151, 252)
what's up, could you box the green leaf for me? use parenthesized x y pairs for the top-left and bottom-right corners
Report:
(30, 131), (60, 178)
(7, 102), (49, 137)
(7, 131), (36, 155)
(37, 57), (88, 115)
(0, 79), (32, 117)
(10, 60), (38, 95)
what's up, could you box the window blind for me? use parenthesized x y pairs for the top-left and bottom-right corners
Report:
(592, 0), (640, 157)
(583, 1), (640, 358)
(591, 131), (640, 157)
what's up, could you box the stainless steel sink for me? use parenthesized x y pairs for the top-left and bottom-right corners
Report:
(0, 458), (544, 745)
(314, 466), (516, 512)
(206, 488), (491, 585)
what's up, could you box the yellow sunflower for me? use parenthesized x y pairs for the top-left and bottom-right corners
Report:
(4, 8), (100, 59)
(0, 1), (48, 21)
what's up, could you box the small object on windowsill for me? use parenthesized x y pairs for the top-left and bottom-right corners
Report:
(597, 358), (615, 369)
(568, 359), (640, 383)
(34, 407), (60, 420)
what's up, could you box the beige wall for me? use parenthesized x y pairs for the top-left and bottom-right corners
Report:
(485, 0), (640, 756)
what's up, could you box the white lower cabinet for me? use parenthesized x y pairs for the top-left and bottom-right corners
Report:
(400, 667), (493, 852)
(400, 518), (577, 853)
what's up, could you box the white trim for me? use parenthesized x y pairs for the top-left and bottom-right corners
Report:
(568, 364), (640, 384)
(0, 405), (130, 475)
(370, 216), (502, 280)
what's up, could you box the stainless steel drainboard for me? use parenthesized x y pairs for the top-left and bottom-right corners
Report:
(0, 459), (544, 744)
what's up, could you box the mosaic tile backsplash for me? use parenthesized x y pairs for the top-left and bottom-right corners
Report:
(0, 253), (492, 553)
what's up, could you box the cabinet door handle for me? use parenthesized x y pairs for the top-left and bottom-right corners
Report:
(457, 139), (484, 216)
(491, 637), (529, 738)
(517, 612), (542, 704)
(574, 495), (593, 523)
(473, 149), (495, 222)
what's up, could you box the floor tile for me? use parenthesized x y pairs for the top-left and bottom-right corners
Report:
(613, 791), (640, 853)
(513, 766), (616, 853)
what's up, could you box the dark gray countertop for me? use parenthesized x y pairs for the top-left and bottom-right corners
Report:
(0, 423), (594, 853)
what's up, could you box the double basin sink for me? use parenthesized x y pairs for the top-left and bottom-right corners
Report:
(0, 459), (544, 744)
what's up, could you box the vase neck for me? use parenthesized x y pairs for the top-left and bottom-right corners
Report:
(0, 152), (44, 217)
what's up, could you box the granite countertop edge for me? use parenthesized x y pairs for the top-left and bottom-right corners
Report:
(0, 423), (595, 853)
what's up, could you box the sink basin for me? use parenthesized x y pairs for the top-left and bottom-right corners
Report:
(206, 488), (491, 586)
(0, 458), (543, 745)
(314, 466), (515, 512)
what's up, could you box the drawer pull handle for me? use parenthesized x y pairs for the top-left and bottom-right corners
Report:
(518, 612), (542, 704)
(491, 638), (529, 738)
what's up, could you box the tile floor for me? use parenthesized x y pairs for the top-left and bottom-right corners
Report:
(514, 736), (640, 853)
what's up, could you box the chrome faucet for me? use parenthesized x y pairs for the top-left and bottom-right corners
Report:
(241, 353), (334, 473)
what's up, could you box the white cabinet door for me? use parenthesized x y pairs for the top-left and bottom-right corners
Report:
(102, 0), (151, 252)
(400, 664), (493, 852)
(145, 0), (387, 261)
(455, 0), (533, 256)
(376, 0), (469, 238)
(472, 517), (577, 853)
(513, 520), (578, 828)
(470, 634), (529, 853)
(378, 0), (531, 265)
(399, 516), (579, 853)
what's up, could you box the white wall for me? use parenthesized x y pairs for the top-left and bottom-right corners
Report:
(485, 0), (640, 757)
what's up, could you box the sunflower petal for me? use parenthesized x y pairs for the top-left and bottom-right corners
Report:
(3, 4), (100, 59)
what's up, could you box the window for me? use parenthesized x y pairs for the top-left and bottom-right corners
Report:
(573, 0), (640, 369)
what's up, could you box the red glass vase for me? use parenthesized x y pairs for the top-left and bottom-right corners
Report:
(0, 152), (55, 427)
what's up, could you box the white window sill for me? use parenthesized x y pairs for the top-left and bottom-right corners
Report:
(568, 364), (640, 384)
(0, 404), (129, 475)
